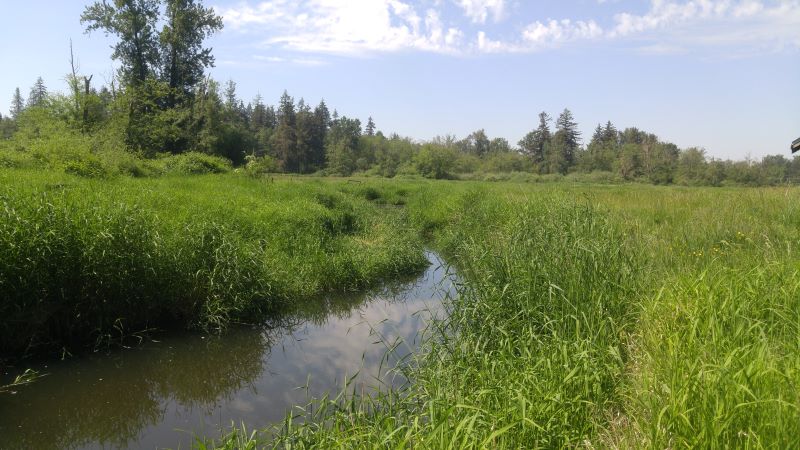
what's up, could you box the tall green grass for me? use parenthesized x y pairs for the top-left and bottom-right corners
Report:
(203, 184), (800, 449)
(0, 170), (427, 356)
(2, 165), (798, 447)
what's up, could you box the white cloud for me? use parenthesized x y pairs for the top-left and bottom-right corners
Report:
(218, 0), (800, 57)
(454, 0), (506, 24)
(218, 0), (464, 55)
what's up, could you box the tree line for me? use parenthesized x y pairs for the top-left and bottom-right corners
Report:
(1, 0), (797, 186)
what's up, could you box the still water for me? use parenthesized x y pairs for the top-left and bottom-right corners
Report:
(0, 252), (455, 449)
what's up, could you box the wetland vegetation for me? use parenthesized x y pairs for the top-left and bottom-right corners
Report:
(1, 0), (799, 448)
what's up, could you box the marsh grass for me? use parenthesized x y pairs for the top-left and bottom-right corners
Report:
(3, 165), (798, 448)
(204, 184), (800, 449)
(0, 170), (428, 356)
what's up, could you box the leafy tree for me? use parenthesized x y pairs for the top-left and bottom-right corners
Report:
(760, 154), (789, 185)
(415, 144), (457, 179)
(489, 137), (512, 154)
(615, 143), (642, 180)
(326, 116), (361, 175)
(0, 113), (16, 139)
(189, 77), (223, 154)
(82, 0), (161, 87)
(547, 131), (570, 174)
(160, 0), (223, 101)
(10, 88), (24, 119)
(676, 147), (708, 185)
(465, 129), (490, 157)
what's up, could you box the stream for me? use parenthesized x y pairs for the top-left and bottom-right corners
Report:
(0, 252), (455, 449)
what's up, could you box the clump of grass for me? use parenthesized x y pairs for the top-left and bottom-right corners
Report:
(611, 264), (800, 448)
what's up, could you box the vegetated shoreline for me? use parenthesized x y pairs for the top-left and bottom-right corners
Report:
(201, 178), (800, 448)
(0, 169), (431, 361)
(2, 166), (799, 449)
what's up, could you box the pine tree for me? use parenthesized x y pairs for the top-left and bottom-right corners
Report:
(10, 88), (24, 118)
(365, 116), (376, 136)
(27, 77), (48, 108)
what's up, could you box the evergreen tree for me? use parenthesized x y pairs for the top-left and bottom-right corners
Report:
(27, 77), (48, 108)
(224, 80), (238, 111)
(295, 99), (314, 173)
(555, 108), (580, 168)
(310, 100), (331, 169)
(602, 120), (617, 144)
(518, 112), (551, 170)
(365, 116), (376, 136)
(10, 88), (24, 118)
(272, 91), (297, 172)
(250, 94), (267, 132)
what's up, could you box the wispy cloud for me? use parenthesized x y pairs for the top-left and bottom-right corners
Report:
(217, 0), (464, 55)
(453, 0), (506, 24)
(216, 0), (800, 57)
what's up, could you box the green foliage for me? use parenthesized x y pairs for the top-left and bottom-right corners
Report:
(207, 183), (800, 449)
(414, 144), (457, 179)
(0, 171), (428, 356)
(243, 154), (279, 176)
(158, 152), (232, 175)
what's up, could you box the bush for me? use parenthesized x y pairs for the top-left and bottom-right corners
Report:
(64, 155), (112, 179)
(244, 154), (280, 177)
(158, 152), (233, 175)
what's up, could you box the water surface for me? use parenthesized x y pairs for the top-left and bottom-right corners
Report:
(0, 252), (454, 449)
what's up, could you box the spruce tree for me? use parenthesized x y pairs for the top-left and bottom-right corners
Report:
(27, 77), (48, 108)
(272, 91), (298, 172)
(518, 112), (551, 170)
(10, 88), (24, 118)
(311, 100), (331, 169)
(555, 108), (580, 167)
(365, 116), (376, 136)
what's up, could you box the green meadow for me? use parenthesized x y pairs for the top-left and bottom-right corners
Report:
(1, 167), (798, 447)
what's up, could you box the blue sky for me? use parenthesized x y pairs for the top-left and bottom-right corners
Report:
(1, 0), (798, 159)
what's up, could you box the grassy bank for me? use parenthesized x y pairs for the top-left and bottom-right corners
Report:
(1, 166), (797, 447)
(0, 170), (428, 356)
(204, 183), (800, 448)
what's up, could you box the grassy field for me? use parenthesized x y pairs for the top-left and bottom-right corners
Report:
(1, 168), (798, 447)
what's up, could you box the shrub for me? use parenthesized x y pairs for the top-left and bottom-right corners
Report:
(158, 152), (233, 175)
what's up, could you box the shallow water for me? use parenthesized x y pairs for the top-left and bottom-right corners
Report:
(0, 252), (455, 449)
